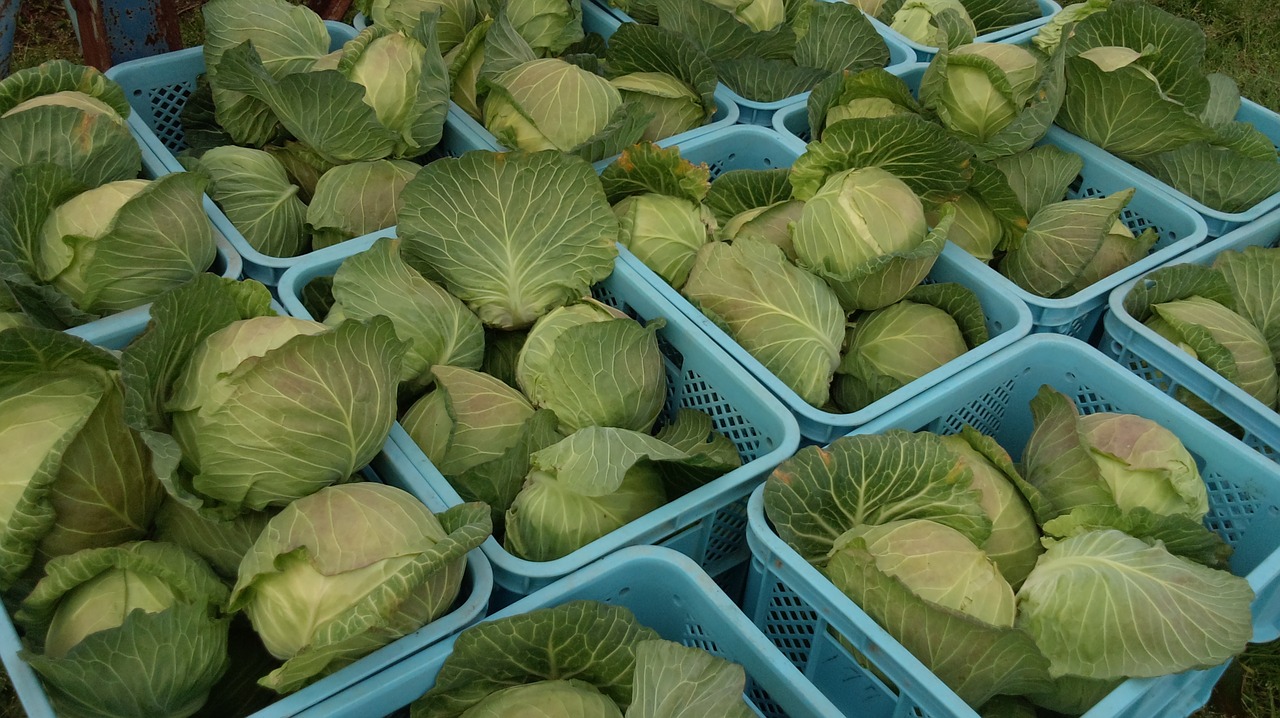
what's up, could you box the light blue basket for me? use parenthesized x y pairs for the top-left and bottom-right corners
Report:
(744, 334), (1280, 718)
(620, 124), (1033, 443)
(276, 231), (801, 603)
(1102, 209), (1280, 466)
(0, 303), (495, 718)
(104, 22), (493, 287)
(445, 1), (743, 163)
(774, 63), (1209, 340)
(291, 547), (843, 718)
(1002, 27), (1280, 237)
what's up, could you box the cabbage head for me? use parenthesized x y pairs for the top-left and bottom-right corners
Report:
(940, 428), (1042, 587)
(920, 42), (1065, 159)
(931, 191), (1005, 261)
(610, 73), (705, 142)
(828, 519), (1017, 627)
(516, 299), (667, 433)
(1031, 0), (1110, 55)
(1145, 295), (1280, 413)
(833, 283), (988, 412)
(702, 0), (784, 32)
(483, 59), (645, 158)
(720, 200), (804, 259)
(121, 276), (406, 517)
(182, 145), (309, 258)
(507, 0), (585, 56)
(16, 541), (229, 718)
(231, 484), (491, 692)
(0, 60), (141, 186)
(35, 173), (216, 315)
(682, 237), (845, 408)
(763, 431), (1053, 706)
(1021, 385), (1210, 521)
(504, 426), (739, 561)
(307, 160), (421, 250)
(999, 188), (1155, 299)
(409, 601), (754, 717)
(325, 237), (484, 394)
(890, 0), (975, 46)
(397, 150), (618, 330)
(1017, 529), (1252, 680)
(613, 193), (716, 289)
(0, 329), (164, 591)
(360, 0), (479, 53)
(791, 166), (950, 311)
(402, 365), (561, 518)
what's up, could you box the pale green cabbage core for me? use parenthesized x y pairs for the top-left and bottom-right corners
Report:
(347, 32), (426, 143)
(846, 519), (1016, 627)
(793, 166), (927, 273)
(825, 97), (911, 130)
(245, 550), (417, 660)
(1080, 412), (1209, 519)
(44, 569), (178, 658)
(459, 680), (624, 717)
(854, 300), (968, 384)
(37, 179), (149, 288)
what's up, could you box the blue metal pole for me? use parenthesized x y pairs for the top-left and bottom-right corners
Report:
(0, 0), (20, 78)
(66, 0), (180, 69)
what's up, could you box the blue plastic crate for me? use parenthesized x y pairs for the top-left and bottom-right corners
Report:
(775, 63), (1210, 340)
(0, 290), (494, 718)
(291, 547), (843, 718)
(618, 123), (1033, 443)
(742, 334), (1280, 718)
(1001, 27), (1280, 238)
(276, 231), (801, 602)
(444, 1), (743, 163)
(104, 22), (494, 287)
(1102, 209), (1280, 466)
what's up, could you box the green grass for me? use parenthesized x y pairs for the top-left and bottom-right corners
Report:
(1146, 0), (1280, 111)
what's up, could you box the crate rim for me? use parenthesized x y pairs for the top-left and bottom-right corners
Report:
(276, 229), (804, 592)
(745, 333), (1280, 718)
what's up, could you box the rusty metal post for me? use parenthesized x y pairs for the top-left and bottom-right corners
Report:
(66, 0), (181, 70)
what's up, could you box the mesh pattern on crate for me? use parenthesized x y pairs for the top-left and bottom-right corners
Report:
(934, 379), (1016, 436)
(1204, 475), (1263, 544)
(703, 499), (750, 570)
(701, 151), (785, 181)
(142, 81), (196, 152)
(759, 579), (820, 669)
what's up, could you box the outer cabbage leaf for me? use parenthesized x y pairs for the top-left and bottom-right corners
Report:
(763, 430), (990, 562)
(604, 24), (719, 140)
(600, 142), (711, 207)
(1150, 296), (1279, 410)
(963, 0), (1041, 34)
(326, 237), (484, 392)
(681, 237), (844, 408)
(823, 526), (1052, 706)
(991, 144), (1084, 219)
(182, 146), (308, 258)
(714, 58), (833, 103)
(307, 160), (421, 250)
(793, 0), (891, 75)
(790, 114), (973, 206)
(504, 428), (678, 561)
(998, 188), (1133, 298)
(0, 104), (139, 188)
(1215, 246), (1280, 364)
(1020, 385), (1114, 521)
(230, 486), (491, 692)
(397, 150), (618, 330)
(805, 67), (924, 145)
(655, 0), (795, 63)
(1134, 122), (1280, 214)
(202, 0), (331, 146)
(625, 640), (754, 718)
(153, 500), (275, 580)
(16, 541), (229, 718)
(1017, 529), (1253, 680)
(1041, 505), (1232, 570)
(410, 600), (661, 717)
